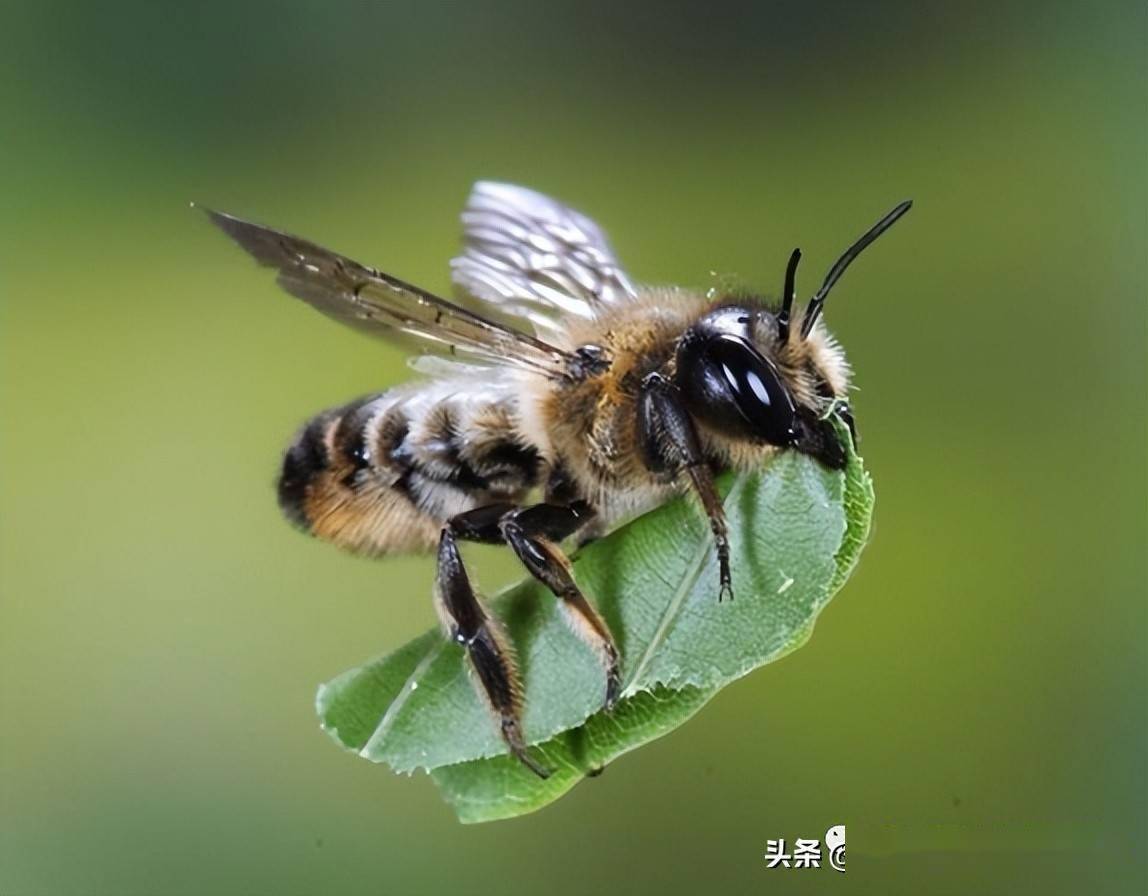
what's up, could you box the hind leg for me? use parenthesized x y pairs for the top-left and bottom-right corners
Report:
(434, 519), (550, 779)
(450, 502), (619, 709)
(438, 501), (621, 776)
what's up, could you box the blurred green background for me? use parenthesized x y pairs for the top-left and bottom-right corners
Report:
(1, 1), (1144, 893)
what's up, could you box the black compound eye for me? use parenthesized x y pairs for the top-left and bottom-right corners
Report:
(706, 335), (796, 444)
(676, 332), (797, 446)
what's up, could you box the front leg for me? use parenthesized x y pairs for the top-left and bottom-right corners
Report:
(637, 372), (733, 601)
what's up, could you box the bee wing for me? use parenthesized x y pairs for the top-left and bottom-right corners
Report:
(204, 208), (574, 378)
(450, 182), (638, 337)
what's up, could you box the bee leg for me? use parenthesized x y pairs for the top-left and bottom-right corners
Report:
(435, 518), (551, 779)
(637, 372), (733, 601)
(498, 503), (622, 712)
(446, 502), (620, 714)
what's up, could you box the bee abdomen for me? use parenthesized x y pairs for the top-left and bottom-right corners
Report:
(278, 406), (345, 530)
(278, 382), (543, 557)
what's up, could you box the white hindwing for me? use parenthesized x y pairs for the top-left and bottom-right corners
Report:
(450, 181), (638, 338)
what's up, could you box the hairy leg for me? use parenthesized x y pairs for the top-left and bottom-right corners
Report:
(437, 500), (621, 776)
(434, 520), (550, 778)
(499, 503), (621, 709)
(637, 372), (733, 601)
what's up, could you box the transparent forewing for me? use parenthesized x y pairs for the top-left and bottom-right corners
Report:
(205, 209), (573, 377)
(450, 182), (638, 336)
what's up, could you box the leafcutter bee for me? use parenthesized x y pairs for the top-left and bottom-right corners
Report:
(204, 183), (910, 777)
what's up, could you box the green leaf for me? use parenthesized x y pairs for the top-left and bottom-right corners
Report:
(316, 422), (873, 822)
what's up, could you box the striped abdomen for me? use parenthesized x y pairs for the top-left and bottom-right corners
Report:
(278, 378), (544, 556)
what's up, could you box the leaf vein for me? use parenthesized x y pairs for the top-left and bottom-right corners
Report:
(360, 640), (445, 759)
(623, 475), (747, 694)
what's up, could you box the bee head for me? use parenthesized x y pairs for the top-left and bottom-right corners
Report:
(675, 306), (848, 467)
(674, 201), (911, 469)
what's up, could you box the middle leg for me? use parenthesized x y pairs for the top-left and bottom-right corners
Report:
(499, 502), (621, 710)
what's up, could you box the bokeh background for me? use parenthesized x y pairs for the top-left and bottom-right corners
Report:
(1, 1), (1144, 893)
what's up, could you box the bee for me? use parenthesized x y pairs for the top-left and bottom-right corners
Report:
(205, 183), (910, 777)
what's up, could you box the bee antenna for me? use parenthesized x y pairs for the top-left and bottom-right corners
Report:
(777, 248), (801, 343)
(800, 199), (913, 339)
